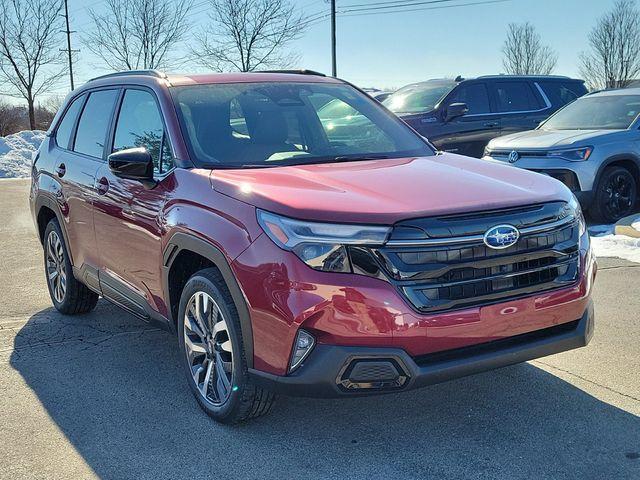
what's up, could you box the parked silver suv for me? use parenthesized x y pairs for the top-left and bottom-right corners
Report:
(483, 88), (640, 223)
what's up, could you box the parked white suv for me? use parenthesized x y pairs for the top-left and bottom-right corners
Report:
(483, 88), (640, 223)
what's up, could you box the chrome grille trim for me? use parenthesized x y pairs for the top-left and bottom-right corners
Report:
(385, 215), (575, 247)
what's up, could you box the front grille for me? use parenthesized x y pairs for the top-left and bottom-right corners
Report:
(488, 149), (548, 159)
(375, 203), (580, 313)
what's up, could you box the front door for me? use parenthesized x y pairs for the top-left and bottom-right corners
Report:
(430, 82), (500, 158)
(93, 88), (176, 319)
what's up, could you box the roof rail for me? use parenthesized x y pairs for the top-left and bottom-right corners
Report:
(89, 69), (167, 82)
(256, 69), (326, 77)
(476, 74), (573, 80)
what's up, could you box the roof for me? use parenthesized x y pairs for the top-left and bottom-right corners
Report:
(587, 87), (640, 97)
(87, 69), (340, 88)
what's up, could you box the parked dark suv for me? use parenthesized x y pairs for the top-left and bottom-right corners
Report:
(30, 70), (596, 423)
(384, 75), (587, 158)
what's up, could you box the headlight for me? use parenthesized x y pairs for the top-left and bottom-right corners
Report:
(566, 195), (586, 236)
(257, 210), (391, 273)
(547, 146), (592, 162)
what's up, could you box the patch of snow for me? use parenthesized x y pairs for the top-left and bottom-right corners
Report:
(589, 219), (640, 264)
(0, 130), (46, 179)
(591, 234), (640, 263)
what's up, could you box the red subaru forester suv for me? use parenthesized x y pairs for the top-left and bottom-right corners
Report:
(30, 70), (596, 423)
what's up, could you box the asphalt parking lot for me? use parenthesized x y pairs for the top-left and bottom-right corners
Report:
(0, 178), (638, 480)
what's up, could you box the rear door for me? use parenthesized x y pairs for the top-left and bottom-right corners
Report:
(93, 87), (177, 319)
(52, 89), (119, 284)
(432, 81), (500, 157)
(489, 80), (549, 136)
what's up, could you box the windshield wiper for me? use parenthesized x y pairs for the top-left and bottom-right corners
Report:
(203, 163), (280, 169)
(326, 154), (392, 163)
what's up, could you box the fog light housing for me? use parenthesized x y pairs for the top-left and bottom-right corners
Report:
(289, 330), (315, 373)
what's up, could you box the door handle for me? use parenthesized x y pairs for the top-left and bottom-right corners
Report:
(96, 176), (110, 195)
(55, 163), (66, 177)
(484, 122), (499, 128)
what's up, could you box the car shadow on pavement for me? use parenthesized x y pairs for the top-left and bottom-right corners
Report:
(10, 303), (640, 480)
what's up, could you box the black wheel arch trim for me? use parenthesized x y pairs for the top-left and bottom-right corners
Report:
(593, 153), (640, 189)
(35, 193), (74, 265)
(162, 232), (254, 368)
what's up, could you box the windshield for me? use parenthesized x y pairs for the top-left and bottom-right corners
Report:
(171, 82), (433, 168)
(383, 82), (455, 114)
(541, 95), (640, 130)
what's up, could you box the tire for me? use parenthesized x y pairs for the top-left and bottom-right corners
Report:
(177, 267), (275, 424)
(590, 166), (638, 224)
(43, 218), (99, 315)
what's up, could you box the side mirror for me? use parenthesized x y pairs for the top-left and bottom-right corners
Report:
(108, 148), (154, 182)
(445, 102), (469, 122)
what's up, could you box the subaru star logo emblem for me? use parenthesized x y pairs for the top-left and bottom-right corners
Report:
(508, 150), (519, 163)
(483, 224), (520, 250)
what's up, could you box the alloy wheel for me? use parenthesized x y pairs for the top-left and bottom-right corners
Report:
(46, 230), (66, 303)
(604, 172), (634, 219)
(183, 291), (234, 406)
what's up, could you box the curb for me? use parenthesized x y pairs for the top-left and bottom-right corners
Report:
(614, 214), (640, 238)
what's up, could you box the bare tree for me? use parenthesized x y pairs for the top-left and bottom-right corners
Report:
(580, 0), (640, 90)
(502, 22), (557, 75)
(0, 0), (65, 130)
(194, 0), (305, 72)
(0, 99), (22, 136)
(85, 0), (192, 71)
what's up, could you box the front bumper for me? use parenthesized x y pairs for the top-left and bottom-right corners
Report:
(482, 155), (598, 209)
(250, 301), (594, 398)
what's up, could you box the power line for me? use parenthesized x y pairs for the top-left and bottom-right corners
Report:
(339, 0), (510, 17)
(341, 0), (465, 10)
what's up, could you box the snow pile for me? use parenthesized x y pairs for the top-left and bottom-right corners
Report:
(589, 219), (640, 264)
(0, 130), (46, 179)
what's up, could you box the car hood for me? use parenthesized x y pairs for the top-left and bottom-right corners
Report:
(209, 154), (572, 224)
(488, 128), (625, 149)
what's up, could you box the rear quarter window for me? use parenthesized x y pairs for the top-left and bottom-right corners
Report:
(55, 95), (84, 149)
(538, 81), (587, 107)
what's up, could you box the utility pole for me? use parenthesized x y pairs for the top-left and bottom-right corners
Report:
(331, 0), (336, 77)
(60, 0), (77, 90)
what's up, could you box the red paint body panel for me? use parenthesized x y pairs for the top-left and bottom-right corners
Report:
(211, 154), (573, 224)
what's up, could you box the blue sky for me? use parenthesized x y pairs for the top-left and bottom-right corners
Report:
(46, 0), (624, 95)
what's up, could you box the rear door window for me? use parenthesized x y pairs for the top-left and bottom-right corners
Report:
(55, 95), (85, 149)
(491, 82), (540, 112)
(73, 89), (119, 158)
(446, 83), (491, 114)
(113, 89), (173, 175)
(538, 81), (587, 107)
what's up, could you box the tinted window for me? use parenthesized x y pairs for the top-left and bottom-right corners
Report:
(113, 89), (173, 174)
(172, 82), (433, 167)
(383, 82), (456, 114)
(538, 81), (587, 107)
(447, 83), (490, 114)
(55, 95), (84, 149)
(493, 82), (539, 112)
(541, 95), (640, 130)
(74, 90), (118, 158)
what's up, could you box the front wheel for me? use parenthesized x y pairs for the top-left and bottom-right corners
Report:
(590, 166), (637, 223)
(177, 268), (275, 423)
